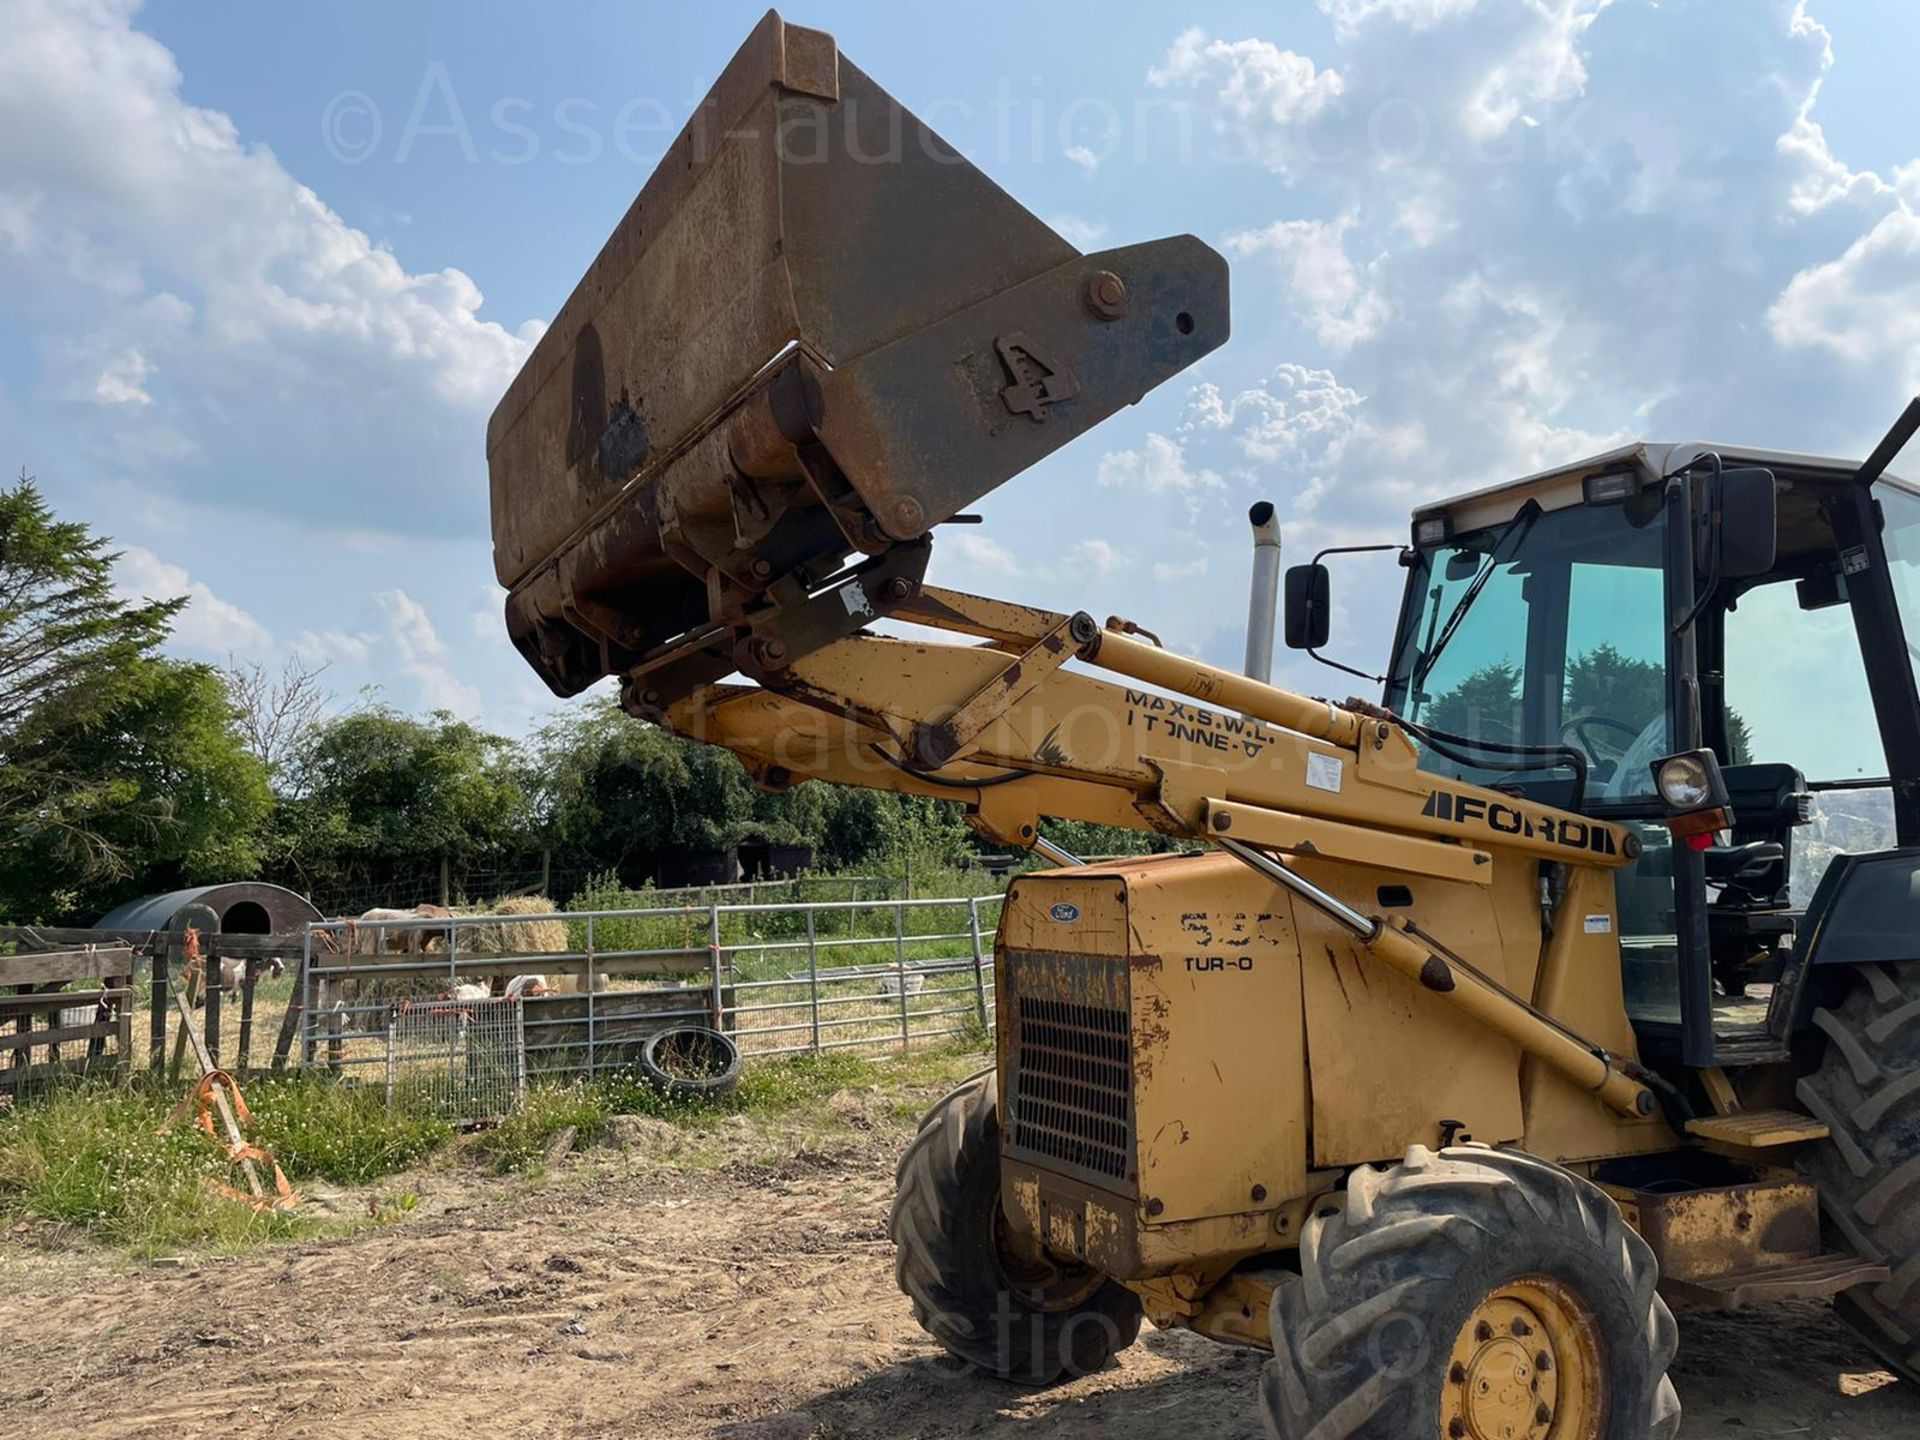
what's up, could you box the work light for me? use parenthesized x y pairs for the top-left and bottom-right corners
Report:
(1651, 748), (1732, 842)
(1583, 469), (1640, 505)
(1656, 754), (1711, 808)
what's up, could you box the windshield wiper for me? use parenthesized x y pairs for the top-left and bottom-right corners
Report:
(1412, 499), (1542, 693)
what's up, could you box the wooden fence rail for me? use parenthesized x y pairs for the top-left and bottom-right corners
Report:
(0, 944), (136, 1093)
(0, 926), (308, 1078)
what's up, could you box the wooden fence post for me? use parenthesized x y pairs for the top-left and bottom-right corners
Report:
(149, 933), (173, 1076)
(204, 944), (222, 1070)
(271, 946), (305, 1073)
(237, 961), (260, 1071)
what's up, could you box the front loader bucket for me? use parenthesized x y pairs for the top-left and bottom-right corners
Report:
(488, 10), (1229, 701)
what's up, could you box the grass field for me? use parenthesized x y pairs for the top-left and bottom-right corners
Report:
(0, 1044), (987, 1256)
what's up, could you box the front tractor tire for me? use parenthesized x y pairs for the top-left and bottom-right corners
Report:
(1799, 961), (1920, 1385)
(889, 1072), (1143, 1385)
(1264, 1145), (1681, 1440)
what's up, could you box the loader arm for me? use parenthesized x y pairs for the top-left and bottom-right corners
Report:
(648, 579), (1661, 1122)
(655, 582), (1637, 880)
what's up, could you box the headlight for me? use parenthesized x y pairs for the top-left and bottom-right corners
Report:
(1656, 754), (1712, 810)
(1649, 747), (1733, 839)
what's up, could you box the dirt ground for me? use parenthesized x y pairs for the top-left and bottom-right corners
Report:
(1, 1083), (1913, 1440)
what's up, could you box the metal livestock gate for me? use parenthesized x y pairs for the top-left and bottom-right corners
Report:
(298, 893), (1003, 1098)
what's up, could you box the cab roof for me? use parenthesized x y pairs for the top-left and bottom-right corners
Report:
(1413, 440), (1913, 537)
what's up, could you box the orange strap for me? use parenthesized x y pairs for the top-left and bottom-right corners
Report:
(166, 1068), (301, 1214)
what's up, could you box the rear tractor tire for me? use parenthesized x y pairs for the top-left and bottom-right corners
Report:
(1264, 1144), (1681, 1440)
(1799, 961), (1920, 1385)
(888, 1072), (1143, 1385)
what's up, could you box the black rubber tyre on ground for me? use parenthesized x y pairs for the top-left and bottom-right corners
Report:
(638, 1026), (742, 1100)
(888, 1072), (1143, 1385)
(1264, 1144), (1681, 1440)
(1798, 961), (1920, 1385)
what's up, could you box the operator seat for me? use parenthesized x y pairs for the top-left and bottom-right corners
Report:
(1705, 763), (1813, 993)
(1704, 839), (1788, 901)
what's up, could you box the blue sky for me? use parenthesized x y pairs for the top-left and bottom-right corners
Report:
(4, 0), (1919, 736)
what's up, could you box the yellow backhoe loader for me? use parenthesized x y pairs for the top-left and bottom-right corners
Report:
(488, 14), (1920, 1435)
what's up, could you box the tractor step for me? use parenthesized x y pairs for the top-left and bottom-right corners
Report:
(1685, 1108), (1830, 1149)
(1661, 1250), (1889, 1311)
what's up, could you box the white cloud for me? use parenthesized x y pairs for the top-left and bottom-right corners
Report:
(0, 0), (540, 532)
(289, 590), (483, 718)
(1769, 208), (1920, 387)
(1063, 144), (1101, 175)
(1187, 363), (1363, 464)
(1149, 29), (1345, 178)
(114, 545), (273, 657)
(1317, 0), (1482, 35)
(1152, 557), (1209, 581)
(90, 347), (153, 406)
(940, 531), (1023, 579)
(374, 588), (483, 718)
(1048, 214), (1110, 251)
(1226, 215), (1391, 349)
(1394, 192), (1456, 248)
(1097, 433), (1226, 495)
(1062, 539), (1128, 576)
(1459, 1), (1603, 143)
(1776, 3), (1892, 217)
(1779, 113), (1890, 217)
(470, 586), (509, 640)
(294, 628), (374, 667)
(0, 189), (35, 254)
(1895, 160), (1920, 210)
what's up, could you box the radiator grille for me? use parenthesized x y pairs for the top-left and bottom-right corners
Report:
(1007, 970), (1133, 1186)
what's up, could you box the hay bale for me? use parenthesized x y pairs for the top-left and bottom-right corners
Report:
(329, 905), (457, 1005)
(459, 895), (570, 956)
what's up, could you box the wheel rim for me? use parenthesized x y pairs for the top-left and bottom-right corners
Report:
(988, 1195), (1104, 1312)
(1440, 1275), (1606, 1440)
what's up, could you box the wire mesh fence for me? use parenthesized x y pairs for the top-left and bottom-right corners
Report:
(385, 996), (527, 1125)
(297, 891), (1003, 1101)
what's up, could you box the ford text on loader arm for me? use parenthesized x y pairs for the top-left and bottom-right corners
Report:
(491, 15), (1920, 1438)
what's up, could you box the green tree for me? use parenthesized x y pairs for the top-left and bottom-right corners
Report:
(0, 471), (185, 882)
(0, 658), (272, 920)
(812, 787), (975, 873)
(1565, 643), (1663, 735)
(525, 699), (993, 883)
(275, 705), (531, 901)
(1423, 660), (1522, 741)
(1043, 819), (1164, 859)
(1428, 643), (1754, 778)
(529, 701), (761, 867)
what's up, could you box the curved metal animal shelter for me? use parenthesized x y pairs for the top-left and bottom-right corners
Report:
(97, 882), (322, 937)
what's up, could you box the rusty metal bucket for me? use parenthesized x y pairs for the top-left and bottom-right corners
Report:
(488, 10), (1229, 702)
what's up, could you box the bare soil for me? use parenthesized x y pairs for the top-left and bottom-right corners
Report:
(0, 1087), (1912, 1440)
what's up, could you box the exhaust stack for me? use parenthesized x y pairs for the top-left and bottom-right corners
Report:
(1244, 500), (1281, 683)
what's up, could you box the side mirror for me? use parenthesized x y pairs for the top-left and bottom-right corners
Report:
(1284, 563), (1331, 650)
(1704, 467), (1778, 579)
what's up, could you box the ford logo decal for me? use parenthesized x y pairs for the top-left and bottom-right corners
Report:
(1049, 902), (1080, 923)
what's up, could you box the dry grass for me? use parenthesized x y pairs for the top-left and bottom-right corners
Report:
(455, 895), (569, 957)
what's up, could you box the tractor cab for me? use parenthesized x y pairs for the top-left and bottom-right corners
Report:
(1303, 405), (1920, 1068)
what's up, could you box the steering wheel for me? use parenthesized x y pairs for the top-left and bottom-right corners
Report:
(1560, 713), (1643, 763)
(1601, 715), (1672, 801)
